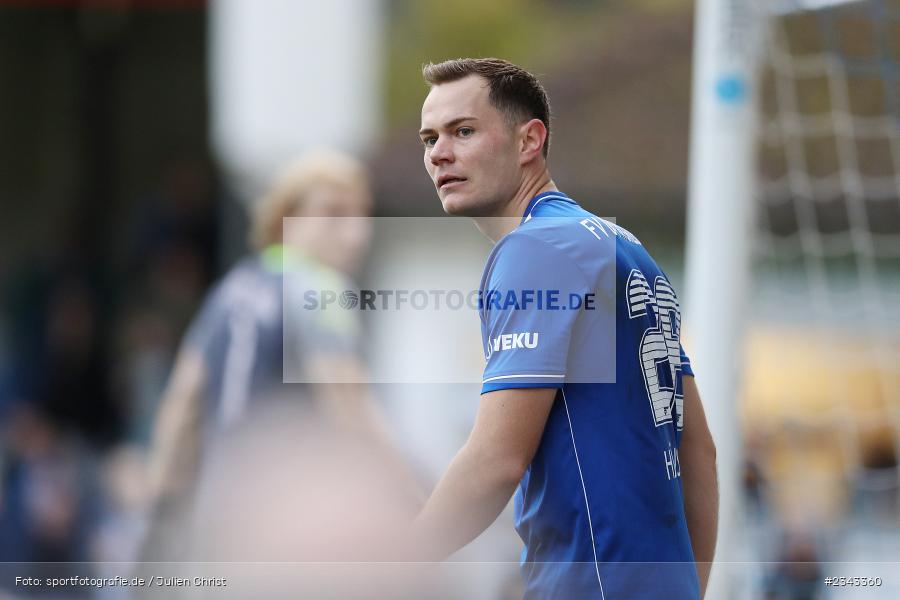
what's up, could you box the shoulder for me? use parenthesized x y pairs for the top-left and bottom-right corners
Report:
(482, 228), (592, 295)
(487, 215), (621, 283)
(489, 228), (574, 274)
(285, 252), (353, 295)
(190, 256), (281, 331)
(223, 257), (279, 306)
(495, 226), (562, 257)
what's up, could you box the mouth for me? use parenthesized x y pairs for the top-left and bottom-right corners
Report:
(437, 175), (468, 190)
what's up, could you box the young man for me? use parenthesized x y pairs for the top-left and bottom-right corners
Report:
(413, 58), (718, 598)
(143, 151), (412, 561)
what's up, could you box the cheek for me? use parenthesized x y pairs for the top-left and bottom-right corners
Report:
(481, 139), (515, 175)
(483, 134), (512, 162)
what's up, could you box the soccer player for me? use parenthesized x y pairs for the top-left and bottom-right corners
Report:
(412, 58), (719, 598)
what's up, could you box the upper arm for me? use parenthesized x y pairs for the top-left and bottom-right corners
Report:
(470, 233), (584, 474)
(154, 348), (207, 443)
(467, 387), (557, 479)
(480, 232), (593, 392)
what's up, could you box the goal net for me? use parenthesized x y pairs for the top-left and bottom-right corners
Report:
(747, 0), (900, 564)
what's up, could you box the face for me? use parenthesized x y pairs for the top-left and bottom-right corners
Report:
(286, 183), (372, 275)
(420, 75), (522, 216)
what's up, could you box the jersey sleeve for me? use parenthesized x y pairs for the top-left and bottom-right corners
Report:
(680, 343), (694, 377)
(480, 232), (591, 394)
(183, 280), (229, 366)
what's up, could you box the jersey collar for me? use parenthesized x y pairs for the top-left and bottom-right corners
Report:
(521, 190), (576, 224)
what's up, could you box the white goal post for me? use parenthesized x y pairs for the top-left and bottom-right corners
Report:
(686, 0), (762, 595)
(685, 0), (891, 597)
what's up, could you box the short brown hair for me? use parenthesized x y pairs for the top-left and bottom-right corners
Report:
(423, 58), (551, 158)
(250, 150), (369, 251)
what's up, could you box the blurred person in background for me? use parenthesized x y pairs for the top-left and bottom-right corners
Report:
(127, 157), (217, 291)
(7, 267), (120, 448)
(0, 404), (99, 594)
(142, 150), (418, 561)
(763, 529), (824, 600)
(113, 157), (217, 448)
(411, 58), (718, 598)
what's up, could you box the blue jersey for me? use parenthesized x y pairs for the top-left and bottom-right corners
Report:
(479, 192), (699, 599)
(185, 249), (360, 430)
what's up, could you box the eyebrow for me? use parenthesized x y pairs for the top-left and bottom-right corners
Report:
(419, 116), (479, 137)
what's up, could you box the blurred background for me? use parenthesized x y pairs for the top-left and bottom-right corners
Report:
(0, 0), (898, 598)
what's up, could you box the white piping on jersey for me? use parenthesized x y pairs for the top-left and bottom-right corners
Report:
(561, 388), (606, 599)
(219, 311), (258, 427)
(523, 194), (571, 222)
(482, 373), (565, 384)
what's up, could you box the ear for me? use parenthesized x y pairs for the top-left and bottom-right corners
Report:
(518, 118), (547, 165)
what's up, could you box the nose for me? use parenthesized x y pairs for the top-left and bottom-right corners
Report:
(429, 135), (453, 165)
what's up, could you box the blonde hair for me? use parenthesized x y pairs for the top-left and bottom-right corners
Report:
(250, 150), (369, 251)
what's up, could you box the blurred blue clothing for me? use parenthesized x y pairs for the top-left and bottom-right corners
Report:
(184, 247), (361, 430)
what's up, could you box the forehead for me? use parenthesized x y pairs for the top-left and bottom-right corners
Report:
(421, 75), (497, 126)
(311, 181), (370, 203)
(303, 185), (371, 217)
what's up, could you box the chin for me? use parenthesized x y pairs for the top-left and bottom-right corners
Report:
(440, 192), (478, 216)
(441, 201), (466, 216)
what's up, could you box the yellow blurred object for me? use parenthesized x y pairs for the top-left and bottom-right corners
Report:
(737, 324), (900, 524)
(741, 325), (900, 448)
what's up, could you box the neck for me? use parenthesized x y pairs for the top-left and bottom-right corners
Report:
(473, 169), (557, 243)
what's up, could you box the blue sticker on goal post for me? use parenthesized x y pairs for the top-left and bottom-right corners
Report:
(715, 73), (747, 104)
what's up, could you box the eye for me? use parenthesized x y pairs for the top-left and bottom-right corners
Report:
(422, 136), (437, 148)
(457, 127), (474, 138)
